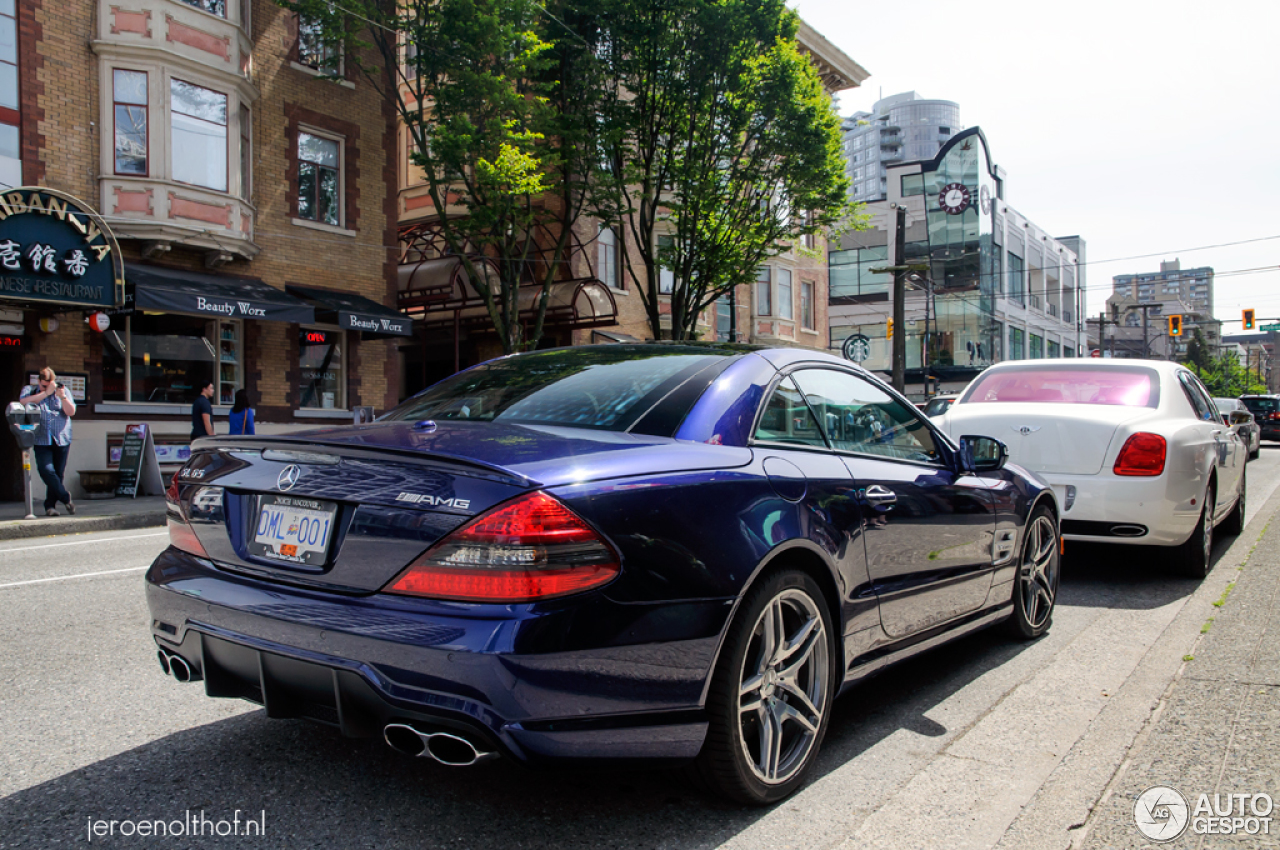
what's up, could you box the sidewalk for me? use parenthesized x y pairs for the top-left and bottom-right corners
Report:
(0, 495), (167, 541)
(1076, 493), (1280, 848)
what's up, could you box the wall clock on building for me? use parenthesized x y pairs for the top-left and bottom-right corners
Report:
(979, 185), (992, 214)
(938, 182), (970, 215)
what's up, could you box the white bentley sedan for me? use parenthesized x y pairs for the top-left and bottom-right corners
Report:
(939, 359), (1246, 578)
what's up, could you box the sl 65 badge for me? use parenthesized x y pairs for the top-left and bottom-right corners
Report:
(181, 467), (206, 480)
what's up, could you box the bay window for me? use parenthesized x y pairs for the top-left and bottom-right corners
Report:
(801, 280), (815, 330)
(170, 79), (227, 192)
(777, 268), (793, 320)
(113, 70), (148, 176)
(756, 267), (771, 316)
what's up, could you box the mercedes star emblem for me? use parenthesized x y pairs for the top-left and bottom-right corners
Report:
(277, 464), (302, 491)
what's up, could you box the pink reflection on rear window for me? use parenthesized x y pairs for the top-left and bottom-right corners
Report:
(966, 369), (1153, 407)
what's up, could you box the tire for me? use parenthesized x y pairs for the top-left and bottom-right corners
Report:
(1005, 507), (1060, 640)
(692, 569), (836, 805)
(1221, 468), (1246, 537)
(1170, 484), (1215, 579)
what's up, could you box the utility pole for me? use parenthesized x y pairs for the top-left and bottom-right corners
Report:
(1127, 303), (1164, 358)
(867, 206), (930, 393)
(1086, 311), (1120, 358)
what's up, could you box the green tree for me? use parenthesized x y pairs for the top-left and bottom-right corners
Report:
(278, 0), (611, 354)
(1187, 352), (1267, 397)
(594, 0), (857, 340)
(1183, 328), (1214, 371)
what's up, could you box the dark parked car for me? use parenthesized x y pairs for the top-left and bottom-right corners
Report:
(1240, 395), (1280, 443)
(1214, 397), (1261, 459)
(148, 344), (1060, 805)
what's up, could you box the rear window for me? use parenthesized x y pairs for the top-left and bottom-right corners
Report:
(1242, 397), (1279, 414)
(961, 365), (1160, 408)
(383, 347), (727, 431)
(1214, 398), (1241, 414)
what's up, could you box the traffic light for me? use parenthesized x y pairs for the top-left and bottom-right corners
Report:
(1167, 315), (1183, 336)
(1243, 309), (1256, 330)
(886, 318), (894, 339)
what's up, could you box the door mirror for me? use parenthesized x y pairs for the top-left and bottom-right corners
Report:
(959, 435), (1009, 473)
(1228, 410), (1253, 427)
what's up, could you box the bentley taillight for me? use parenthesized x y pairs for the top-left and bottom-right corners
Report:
(384, 491), (620, 602)
(1113, 432), (1166, 476)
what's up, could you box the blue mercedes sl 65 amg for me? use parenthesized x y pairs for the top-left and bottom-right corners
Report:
(147, 344), (1059, 805)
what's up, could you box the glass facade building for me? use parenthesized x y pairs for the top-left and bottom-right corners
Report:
(829, 127), (1083, 395)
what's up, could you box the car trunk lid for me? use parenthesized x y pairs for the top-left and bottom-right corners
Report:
(941, 404), (1154, 475)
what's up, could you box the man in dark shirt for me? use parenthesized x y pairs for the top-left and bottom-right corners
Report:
(191, 382), (215, 440)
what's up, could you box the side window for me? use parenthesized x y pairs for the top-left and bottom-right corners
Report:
(754, 377), (826, 448)
(791, 369), (940, 464)
(1177, 372), (1216, 422)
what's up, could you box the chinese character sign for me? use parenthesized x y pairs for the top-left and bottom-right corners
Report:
(0, 188), (124, 309)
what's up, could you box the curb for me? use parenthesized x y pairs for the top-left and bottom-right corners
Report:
(0, 510), (166, 541)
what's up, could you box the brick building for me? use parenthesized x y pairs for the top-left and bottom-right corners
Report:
(394, 18), (868, 396)
(0, 0), (401, 501)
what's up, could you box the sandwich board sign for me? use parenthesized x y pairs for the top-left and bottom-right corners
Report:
(115, 423), (165, 497)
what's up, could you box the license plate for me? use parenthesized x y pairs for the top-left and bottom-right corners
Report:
(248, 495), (337, 567)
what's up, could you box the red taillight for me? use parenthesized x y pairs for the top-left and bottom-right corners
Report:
(385, 491), (620, 602)
(1270, 412), (1280, 421)
(1113, 432), (1166, 476)
(167, 471), (208, 558)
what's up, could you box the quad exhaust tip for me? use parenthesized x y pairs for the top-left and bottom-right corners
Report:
(383, 723), (498, 766)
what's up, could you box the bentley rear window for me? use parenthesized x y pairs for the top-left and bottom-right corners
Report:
(962, 366), (1159, 408)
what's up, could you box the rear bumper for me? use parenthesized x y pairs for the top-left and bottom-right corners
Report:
(1041, 473), (1199, 546)
(146, 548), (725, 765)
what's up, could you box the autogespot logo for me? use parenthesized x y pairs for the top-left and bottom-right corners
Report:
(1135, 786), (1190, 842)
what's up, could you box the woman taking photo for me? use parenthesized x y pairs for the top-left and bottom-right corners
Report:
(18, 367), (76, 516)
(228, 389), (255, 436)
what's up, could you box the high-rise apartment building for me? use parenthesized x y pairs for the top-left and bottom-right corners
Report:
(843, 92), (960, 203)
(1105, 260), (1219, 358)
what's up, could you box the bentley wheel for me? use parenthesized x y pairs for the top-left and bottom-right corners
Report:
(693, 570), (835, 805)
(1006, 507), (1059, 640)
(1171, 485), (1215, 579)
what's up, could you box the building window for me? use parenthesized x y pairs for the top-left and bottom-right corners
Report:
(1009, 327), (1025, 360)
(297, 14), (340, 72)
(716, 295), (732, 341)
(597, 225), (620, 290)
(402, 36), (418, 81)
(102, 314), (241, 404)
(0, 0), (20, 184)
(299, 327), (345, 409)
(113, 70), (148, 176)
(777, 267), (793, 320)
(801, 280), (815, 330)
(756, 267), (772, 316)
(657, 234), (674, 293)
(1006, 252), (1024, 304)
(170, 79), (227, 192)
(1030, 333), (1043, 359)
(900, 174), (923, 196)
(297, 131), (341, 226)
(179, 0), (226, 17)
(238, 105), (251, 200)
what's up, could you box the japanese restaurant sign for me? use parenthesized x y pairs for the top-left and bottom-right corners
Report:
(0, 188), (124, 309)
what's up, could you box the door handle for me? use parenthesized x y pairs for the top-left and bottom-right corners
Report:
(865, 485), (897, 506)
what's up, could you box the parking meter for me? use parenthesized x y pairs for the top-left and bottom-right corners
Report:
(6, 402), (41, 520)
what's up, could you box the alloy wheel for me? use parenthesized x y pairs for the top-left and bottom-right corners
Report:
(1202, 495), (1214, 565)
(737, 588), (830, 785)
(1019, 514), (1058, 631)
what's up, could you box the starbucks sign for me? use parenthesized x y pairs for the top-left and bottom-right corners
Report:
(0, 188), (124, 309)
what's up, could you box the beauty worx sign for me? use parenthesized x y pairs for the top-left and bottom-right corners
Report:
(0, 188), (124, 309)
(194, 297), (268, 317)
(344, 313), (410, 335)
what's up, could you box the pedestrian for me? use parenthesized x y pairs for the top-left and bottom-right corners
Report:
(191, 381), (215, 440)
(228, 389), (255, 436)
(18, 367), (76, 516)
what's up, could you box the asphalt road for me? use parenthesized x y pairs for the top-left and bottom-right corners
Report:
(2, 448), (1279, 849)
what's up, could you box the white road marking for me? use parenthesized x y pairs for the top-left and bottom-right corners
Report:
(0, 531), (167, 555)
(0, 566), (149, 589)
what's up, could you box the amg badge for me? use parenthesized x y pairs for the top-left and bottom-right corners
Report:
(396, 492), (471, 509)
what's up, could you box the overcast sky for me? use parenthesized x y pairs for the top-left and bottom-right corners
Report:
(791, 0), (1280, 332)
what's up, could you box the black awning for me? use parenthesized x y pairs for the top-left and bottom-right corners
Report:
(286, 284), (413, 337)
(126, 263), (315, 324)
